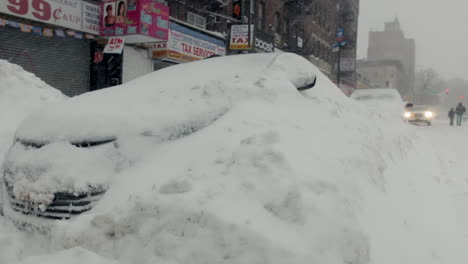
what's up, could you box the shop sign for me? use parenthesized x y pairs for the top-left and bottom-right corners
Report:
(152, 22), (226, 63)
(297, 37), (304, 48)
(230, 24), (254, 50)
(100, 0), (169, 42)
(104, 37), (125, 54)
(255, 30), (274, 53)
(0, 0), (99, 34)
(274, 33), (281, 46)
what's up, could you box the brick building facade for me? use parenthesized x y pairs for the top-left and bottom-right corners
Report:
(237, 0), (359, 84)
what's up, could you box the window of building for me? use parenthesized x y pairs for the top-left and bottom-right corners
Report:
(274, 12), (281, 32)
(258, 2), (266, 30)
(187, 11), (206, 29)
(284, 18), (289, 36)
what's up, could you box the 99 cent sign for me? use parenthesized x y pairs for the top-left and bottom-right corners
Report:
(0, 0), (100, 34)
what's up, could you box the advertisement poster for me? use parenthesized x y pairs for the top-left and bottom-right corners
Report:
(152, 22), (226, 63)
(104, 37), (125, 54)
(100, 0), (169, 41)
(0, 0), (99, 34)
(230, 24), (254, 50)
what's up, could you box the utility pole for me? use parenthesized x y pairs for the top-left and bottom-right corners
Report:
(336, 1), (341, 87)
(337, 42), (341, 86)
(248, 0), (253, 51)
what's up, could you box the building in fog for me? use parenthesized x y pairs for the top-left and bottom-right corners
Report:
(357, 59), (408, 97)
(358, 18), (415, 100)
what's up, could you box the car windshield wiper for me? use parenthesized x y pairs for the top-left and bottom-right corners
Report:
(71, 138), (116, 148)
(18, 138), (116, 149)
(18, 140), (47, 149)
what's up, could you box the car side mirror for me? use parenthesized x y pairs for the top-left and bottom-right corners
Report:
(297, 76), (317, 91)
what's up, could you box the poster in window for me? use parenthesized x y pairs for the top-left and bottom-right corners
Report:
(116, 1), (127, 24)
(128, 0), (137, 11)
(103, 2), (116, 28)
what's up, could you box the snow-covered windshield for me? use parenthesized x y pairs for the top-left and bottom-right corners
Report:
(350, 89), (403, 103)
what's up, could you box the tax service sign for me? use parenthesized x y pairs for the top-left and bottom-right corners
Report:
(0, 0), (100, 34)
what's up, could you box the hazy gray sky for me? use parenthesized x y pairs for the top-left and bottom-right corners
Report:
(358, 0), (466, 79)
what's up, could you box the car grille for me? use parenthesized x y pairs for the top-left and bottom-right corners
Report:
(5, 182), (105, 220)
(413, 113), (424, 118)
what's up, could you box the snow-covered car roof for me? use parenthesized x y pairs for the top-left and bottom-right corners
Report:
(350, 88), (403, 103)
(15, 53), (317, 144)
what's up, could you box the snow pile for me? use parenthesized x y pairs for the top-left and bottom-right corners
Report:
(1, 54), (468, 264)
(0, 60), (64, 160)
(20, 55), (413, 263)
(5, 53), (317, 201)
(350, 88), (405, 116)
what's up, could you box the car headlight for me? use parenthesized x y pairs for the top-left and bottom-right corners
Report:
(425, 111), (433, 118)
(404, 112), (411, 118)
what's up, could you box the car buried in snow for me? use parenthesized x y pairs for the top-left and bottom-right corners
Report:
(350, 88), (407, 116)
(350, 88), (405, 107)
(0, 53), (320, 229)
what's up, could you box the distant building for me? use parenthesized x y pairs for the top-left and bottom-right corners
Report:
(362, 18), (415, 100)
(356, 72), (373, 90)
(357, 59), (409, 99)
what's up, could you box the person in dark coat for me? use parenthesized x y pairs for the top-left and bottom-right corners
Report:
(449, 108), (455, 126)
(455, 103), (466, 126)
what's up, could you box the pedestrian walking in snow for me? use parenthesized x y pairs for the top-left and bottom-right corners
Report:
(449, 108), (455, 126)
(455, 103), (466, 126)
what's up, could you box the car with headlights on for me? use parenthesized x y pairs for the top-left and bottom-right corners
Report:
(1, 53), (320, 230)
(403, 105), (435, 126)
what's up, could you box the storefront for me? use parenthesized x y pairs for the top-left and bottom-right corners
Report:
(151, 21), (226, 68)
(254, 30), (274, 53)
(0, 0), (100, 96)
(97, 0), (169, 85)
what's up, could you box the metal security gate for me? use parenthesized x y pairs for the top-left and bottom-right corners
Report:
(0, 24), (92, 96)
(122, 46), (154, 84)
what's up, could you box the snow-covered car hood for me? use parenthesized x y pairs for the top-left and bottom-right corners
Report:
(15, 53), (317, 144)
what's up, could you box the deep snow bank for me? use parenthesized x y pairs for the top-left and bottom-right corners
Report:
(1, 55), (468, 264)
(0, 60), (64, 160)
(40, 58), (429, 264)
(0, 60), (65, 263)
